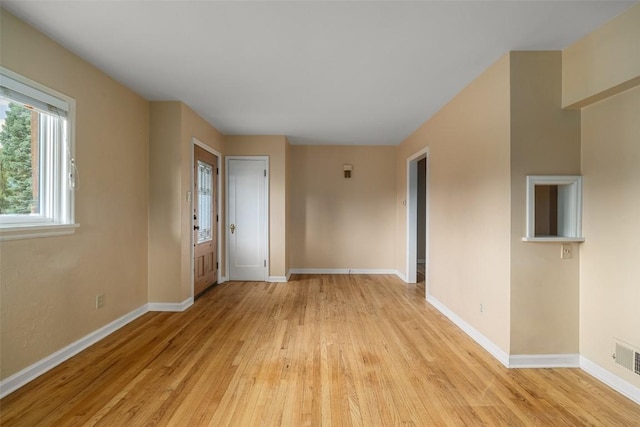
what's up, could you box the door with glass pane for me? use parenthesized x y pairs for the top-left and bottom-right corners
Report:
(193, 145), (217, 296)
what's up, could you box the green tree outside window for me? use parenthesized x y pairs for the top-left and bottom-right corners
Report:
(0, 102), (36, 214)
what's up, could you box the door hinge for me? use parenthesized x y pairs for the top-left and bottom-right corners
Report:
(216, 262), (219, 269)
(264, 260), (266, 267)
(216, 167), (219, 175)
(264, 169), (267, 177)
(216, 214), (219, 222)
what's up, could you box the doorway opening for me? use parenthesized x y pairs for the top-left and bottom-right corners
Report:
(417, 157), (427, 283)
(191, 138), (222, 299)
(406, 148), (429, 296)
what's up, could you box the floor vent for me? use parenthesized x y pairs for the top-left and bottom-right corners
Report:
(613, 339), (640, 376)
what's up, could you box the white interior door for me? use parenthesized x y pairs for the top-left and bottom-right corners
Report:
(227, 157), (268, 281)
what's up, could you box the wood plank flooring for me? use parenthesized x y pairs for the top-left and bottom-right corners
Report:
(1, 274), (639, 426)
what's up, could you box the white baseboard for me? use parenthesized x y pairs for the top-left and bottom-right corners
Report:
(147, 297), (193, 312)
(509, 354), (580, 368)
(426, 295), (640, 404)
(267, 275), (289, 283)
(427, 295), (510, 367)
(396, 271), (407, 282)
(289, 268), (398, 275)
(0, 305), (148, 399)
(580, 356), (640, 405)
(218, 276), (227, 284)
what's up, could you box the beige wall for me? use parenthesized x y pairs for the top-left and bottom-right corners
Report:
(562, 4), (640, 108)
(581, 86), (640, 388)
(0, 11), (149, 379)
(562, 3), (640, 389)
(289, 145), (396, 270)
(396, 51), (585, 357)
(224, 135), (289, 278)
(148, 102), (183, 302)
(509, 51), (581, 354)
(148, 102), (225, 303)
(396, 54), (512, 353)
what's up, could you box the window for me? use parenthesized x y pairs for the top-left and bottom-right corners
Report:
(197, 160), (213, 244)
(523, 175), (584, 242)
(0, 67), (77, 241)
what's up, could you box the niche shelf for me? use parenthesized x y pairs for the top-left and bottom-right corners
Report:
(522, 175), (585, 243)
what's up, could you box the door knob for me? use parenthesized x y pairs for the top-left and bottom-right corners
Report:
(230, 224), (236, 234)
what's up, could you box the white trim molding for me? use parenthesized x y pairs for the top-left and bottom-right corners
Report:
(580, 356), (640, 405)
(267, 275), (289, 283)
(0, 223), (79, 241)
(427, 295), (510, 367)
(289, 268), (399, 275)
(0, 305), (148, 399)
(509, 354), (580, 368)
(147, 298), (193, 312)
(524, 175), (583, 241)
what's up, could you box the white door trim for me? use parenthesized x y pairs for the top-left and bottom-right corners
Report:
(406, 148), (429, 296)
(225, 156), (269, 281)
(190, 138), (223, 297)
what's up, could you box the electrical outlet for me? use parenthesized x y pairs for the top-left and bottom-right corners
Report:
(96, 294), (105, 309)
(561, 244), (572, 259)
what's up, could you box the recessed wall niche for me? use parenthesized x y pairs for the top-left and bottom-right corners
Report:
(523, 175), (584, 242)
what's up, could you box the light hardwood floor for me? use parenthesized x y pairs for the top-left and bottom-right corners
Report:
(1, 275), (639, 426)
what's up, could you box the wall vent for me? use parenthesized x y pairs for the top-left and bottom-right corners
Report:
(613, 339), (640, 376)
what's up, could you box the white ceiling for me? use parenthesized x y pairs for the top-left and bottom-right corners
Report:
(2, 1), (636, 145)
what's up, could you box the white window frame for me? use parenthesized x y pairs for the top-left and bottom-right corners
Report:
(0, 67), (78, 241)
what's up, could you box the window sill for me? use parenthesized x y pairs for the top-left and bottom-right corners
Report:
(0, 223), (79, 241)
(521, 236), (585, 243)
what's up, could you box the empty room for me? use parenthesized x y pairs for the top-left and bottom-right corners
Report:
(1, 1), (639, 425)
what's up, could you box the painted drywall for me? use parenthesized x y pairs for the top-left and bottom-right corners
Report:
(148, 102), (225, 303)
(224, 135), (289, 278)
(396, 54), (512, 354)
(290, 145), (396, 270)
(581, 87), (640, 388)
(562, 3), (640, 389)
(288, 145), (396, 271)
(509, 51), (581, 355)
(562, 4), (640, 108)
(0, 10), (149, 379)
(148, 102), (183, 303)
